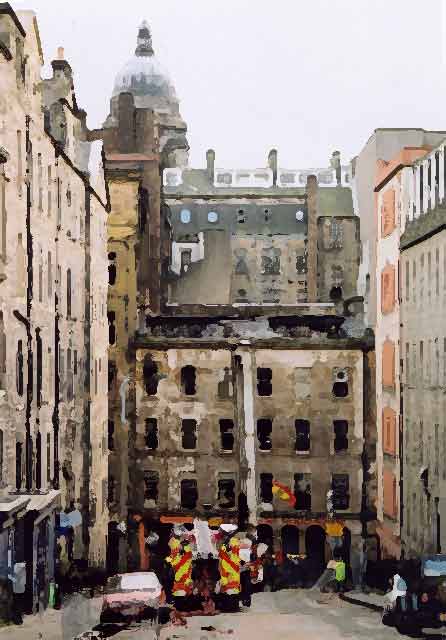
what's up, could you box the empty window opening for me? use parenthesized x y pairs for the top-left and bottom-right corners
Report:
(107, 311), (116, 345)
(16, 340), (24, 396)
(260, 473), (273, 503)
(143, 356), (159, 395)
(145, 418), (158, 450)
(108, 252), (117, 285)
(181, 479), (198, 509)
(108, 361), (117, 392)
(220, 419), (234, 451)
(294, 473), (311, 511)
(144, 471), (159, 503)
(218, 478), (236, 508)
(218, 367), (232, 399)
(108, 475), (116, 504)
(329, 286), (343, 301)
(332, 474), (350, 510)
(182, 419), (197, 450)
(108, 420), (115, 451)
(334, 420), (348, 452)
(181, 365), (196, 395)
(295, 419), (310, 453)
(181, 249), (192, 274)
(333, 369), (348, 397)
(257, 418), (272, 451)
(261, 250), (281, 275)
(257, 367), (272, 396)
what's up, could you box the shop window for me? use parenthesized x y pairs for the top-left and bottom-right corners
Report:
(144, 418), (158, 450)
(220, 419), (234, 452)
(108, 420), (115, 451)
(257, 367), (272, 396)
(295, 419), (310, 453)
(181, 479), (198, 509)
(294, 473), (311, 510)
(334, 420), (348, 452)
(218, 477), (236, 508)
(16, 340), (24, 396)
(107, 311), (116, 345)
(332, 474), (350, 510)
(181, 365), (196, 395)
(182, 419), (197, 450)
(143, 356), (159, 395)
(257, 419), (272, 451)
(332, 369), (348, 397)
(144, 471), (159, 503)
(108, 252), (117, 286)
(260, 473), (273, 503)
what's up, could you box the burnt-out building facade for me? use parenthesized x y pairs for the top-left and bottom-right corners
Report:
(102, 21), (374, 571)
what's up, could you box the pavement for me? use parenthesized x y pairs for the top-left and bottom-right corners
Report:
(0, 589), (398, 640)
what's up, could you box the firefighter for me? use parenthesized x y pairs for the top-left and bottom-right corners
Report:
(218, 536), (241, 612)
(166, 536), (193, 611)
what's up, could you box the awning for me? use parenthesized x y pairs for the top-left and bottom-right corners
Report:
(160, 515), (194, 525)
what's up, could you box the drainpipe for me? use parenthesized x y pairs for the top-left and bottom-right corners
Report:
(81, 187), (92, 559)
(51, 294), (60, 489)
(13, 114), (35, 493)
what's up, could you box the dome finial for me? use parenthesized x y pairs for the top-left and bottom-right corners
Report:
(135, 20), (154, 57)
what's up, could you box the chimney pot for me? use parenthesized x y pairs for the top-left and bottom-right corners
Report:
(57, 47), (65, 60)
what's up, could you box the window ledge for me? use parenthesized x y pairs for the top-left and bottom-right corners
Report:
(220, 450), (234, 455)
(295, 450), (310, 455)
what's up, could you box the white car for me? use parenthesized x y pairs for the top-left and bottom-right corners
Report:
(100, 572), (165, 623)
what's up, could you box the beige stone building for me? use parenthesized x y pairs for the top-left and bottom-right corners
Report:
(0, 2), (109, 610)
(400, 138), (446, 556)
(101, 21), (374, 575)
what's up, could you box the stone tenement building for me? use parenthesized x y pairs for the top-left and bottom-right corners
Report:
(352, 128), (446, 560)
(400, 138), (446, 557)
(101, 22), (374, 572)
(0, 3), (109, 610)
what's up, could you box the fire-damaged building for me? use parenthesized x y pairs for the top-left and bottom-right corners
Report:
(100, 21), (375, 573)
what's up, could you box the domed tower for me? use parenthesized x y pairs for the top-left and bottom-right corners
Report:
(104, 20), (189, 167)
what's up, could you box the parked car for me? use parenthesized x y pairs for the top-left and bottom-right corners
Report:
(382, 555), (446, 637)
(100, 572), (165, 623)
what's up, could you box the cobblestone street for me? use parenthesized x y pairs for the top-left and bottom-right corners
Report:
(0, 591), (405, 640)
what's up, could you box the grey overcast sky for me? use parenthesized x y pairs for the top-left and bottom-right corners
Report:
(14, 0), (446, 169)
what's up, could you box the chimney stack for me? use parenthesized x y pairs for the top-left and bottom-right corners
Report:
(206, 149), (215, 183)
(268, 149), (278, 186)
(331, 150), (342, 186)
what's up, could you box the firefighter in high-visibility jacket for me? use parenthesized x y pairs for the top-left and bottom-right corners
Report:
(166, 537), (193, 597)
(219, 537), (241, 595)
